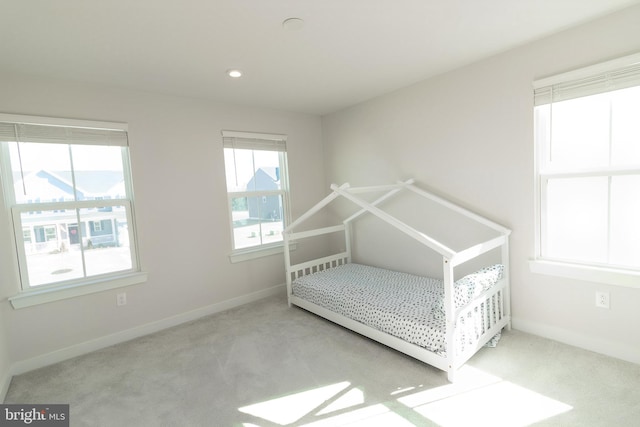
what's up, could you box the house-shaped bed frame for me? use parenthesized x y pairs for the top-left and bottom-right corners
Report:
(284, 179), (511, 381)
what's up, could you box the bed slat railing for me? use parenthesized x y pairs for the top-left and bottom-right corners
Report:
(455, 281), (507, 323)
(287, 252), (349, 286)
(452, 281), (509, 368)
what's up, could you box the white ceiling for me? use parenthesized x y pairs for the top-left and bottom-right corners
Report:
(1, 0), (639, 115)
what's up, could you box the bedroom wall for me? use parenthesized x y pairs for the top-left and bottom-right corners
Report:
(0, 73), (326, 369)
(321, 5), (640, 364)
(0, 305), (10, 401)
(1, 160), (15, 399)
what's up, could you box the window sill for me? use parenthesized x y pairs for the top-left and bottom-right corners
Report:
(229, 243), (296, 264)
(8, 271), (148, 309)
(529, 259), (639, 288)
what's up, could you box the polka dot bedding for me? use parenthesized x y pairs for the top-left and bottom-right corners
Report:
(292, 263), (504, 356)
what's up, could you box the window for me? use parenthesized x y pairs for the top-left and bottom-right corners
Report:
(532, 54), (640, 285)
(222, 130), (290, 257)
(0, 114), (145, 306)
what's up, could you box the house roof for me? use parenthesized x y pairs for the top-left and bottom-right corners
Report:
(56, 171), (124, 195)
(13, 170), (124, 199)
(247, 168), (280, 192)
(2, 1), (638, 115)
(256, 167), (279, 183)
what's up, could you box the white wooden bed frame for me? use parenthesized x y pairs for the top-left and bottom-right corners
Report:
(283, 179), (511, 382)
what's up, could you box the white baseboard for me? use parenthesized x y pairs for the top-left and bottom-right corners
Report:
(512, 316), (640, 365)
(10, 284), (285, 377)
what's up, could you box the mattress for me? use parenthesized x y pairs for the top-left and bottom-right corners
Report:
(292, 263), (504, 356)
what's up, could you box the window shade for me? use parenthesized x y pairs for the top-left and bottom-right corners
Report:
(534, 55), (640, 106)
(0, 122), (128, 146)
(222, 130), (286, 152)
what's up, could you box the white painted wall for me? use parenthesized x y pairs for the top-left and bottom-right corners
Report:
(1, 159), (15, 399)
(322, 6), (640, 364)
(0, 306), (10, 401)
(0, 73), (326, 368)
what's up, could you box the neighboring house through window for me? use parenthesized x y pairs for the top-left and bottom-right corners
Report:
(222, 130), (290, 259)
(532, 54), (640, 286)
(0, 114), (146, 308)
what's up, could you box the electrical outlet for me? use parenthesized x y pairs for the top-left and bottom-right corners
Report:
(117, 292), (127, 306)
(595, 291), (610, 309)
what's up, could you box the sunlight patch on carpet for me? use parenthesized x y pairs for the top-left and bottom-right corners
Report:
(238, 381), (351, 425)
(397, 366), (572, 427)
(300, 404), (414, 427)
(316, 387), (365, 415)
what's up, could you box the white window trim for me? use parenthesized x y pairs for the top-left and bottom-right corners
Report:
(533, 52), (640, 90)
(228, 242), (297, 264)
(9, 271), (148, 309)
(0, 113), (128, 132)
(0, 113), (147, 306)
(222, 130), (291, 260)
(529, 259), (640, 288)
(530, 53), (640, 288)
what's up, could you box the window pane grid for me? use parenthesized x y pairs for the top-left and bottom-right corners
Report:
(1, 117), (141, 290)
(12, 203), (135, 288)
(13, 198), (131, 212)
(229, 194), (285, 250)
(540, 167), (640, 179)
(536, 83), (640, 271)
(222, 135), (289, 253)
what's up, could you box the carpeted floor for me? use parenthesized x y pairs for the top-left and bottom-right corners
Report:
(5, 294), (640, 426)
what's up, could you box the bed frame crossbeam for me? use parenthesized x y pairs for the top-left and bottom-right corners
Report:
(340, 182), (411, 194)
(288, 224), (346, 241)
(330, 183), (457, 259)
(405, 183), (510, 235)
(451, 235), (509, 267)
(286, 183), (349, 233)
(343, 179), (413, 223)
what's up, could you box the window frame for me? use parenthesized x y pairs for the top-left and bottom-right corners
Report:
(530, 53), (640, 288)
(0, 113), (147, 308)
(221, 130), (291, 262)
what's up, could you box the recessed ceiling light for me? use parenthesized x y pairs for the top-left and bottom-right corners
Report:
(227, 69), (243, 78)
(282, 17), (305, 31)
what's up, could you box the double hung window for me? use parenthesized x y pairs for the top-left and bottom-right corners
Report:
(0, 114), (144, 306)
(533, 54), (640, 284)
(222, 131), (290, 258)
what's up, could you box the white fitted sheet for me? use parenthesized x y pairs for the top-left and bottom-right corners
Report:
(292, 263), (503, 356)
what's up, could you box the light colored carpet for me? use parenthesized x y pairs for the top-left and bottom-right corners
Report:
(5, 294), (640, 426)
